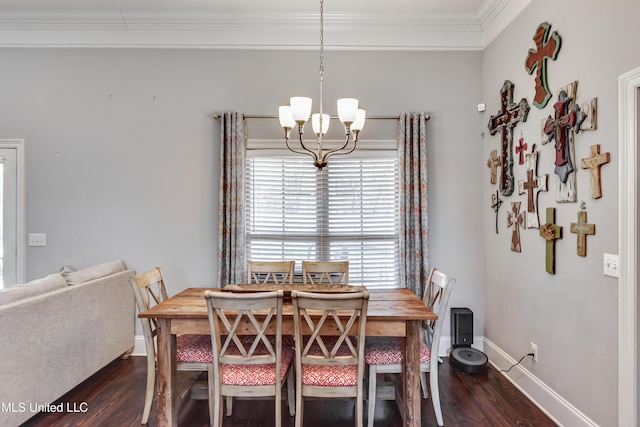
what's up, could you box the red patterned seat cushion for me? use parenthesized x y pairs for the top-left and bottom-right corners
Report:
(364, 336), (431, 365)
(221, 344), (295, 386)
(300, 338), (360, 387)
(176, 334), (212, 363)
(301, 364), (358, 387)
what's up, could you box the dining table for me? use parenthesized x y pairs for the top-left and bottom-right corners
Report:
(138, 284), (437, 427)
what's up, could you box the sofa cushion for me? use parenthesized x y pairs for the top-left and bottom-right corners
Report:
(62, 260), (126, 285)
(0, 273), (68, 305)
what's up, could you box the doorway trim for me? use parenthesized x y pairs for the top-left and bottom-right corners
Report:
(618, 67), (639, 427)
(0, 139), (25, 284)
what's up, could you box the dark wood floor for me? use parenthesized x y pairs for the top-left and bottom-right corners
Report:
(24, 356), (557, 426)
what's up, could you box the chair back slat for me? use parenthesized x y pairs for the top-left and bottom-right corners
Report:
(302, 261), (349, 285)
(292, 290), (369, 367)
(247, 260), (295, 284)
(204, 290), (283, 366)
(421, 268), (456, 351)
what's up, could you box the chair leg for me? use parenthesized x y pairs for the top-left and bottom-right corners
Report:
(295, 376), (303, 427)
(208, 365), (223, 427)
(141, 356), (155, 424)
(429, 361), (444, 426)
(420, 371), (428, 399)
(225, 396), (232, 416)
(287, 368), (295, 416)
(356, 379), (363, 427)
(367, 364), (377, 427)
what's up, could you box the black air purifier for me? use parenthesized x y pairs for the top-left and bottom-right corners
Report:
(449, 307), (488, 374)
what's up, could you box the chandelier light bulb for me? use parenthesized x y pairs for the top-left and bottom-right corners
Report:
(337, 98), (359, 124)
(351, 109), (366, 132)
(279, 106), (296, 129)
(312, 113), (331, 135)
(290, 97), (313, 123)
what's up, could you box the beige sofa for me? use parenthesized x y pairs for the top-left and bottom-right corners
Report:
(0, 260), (135, 426)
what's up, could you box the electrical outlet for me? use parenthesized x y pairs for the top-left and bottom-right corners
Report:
(530, 342), (538, 363)
(603, 253), (620, 278)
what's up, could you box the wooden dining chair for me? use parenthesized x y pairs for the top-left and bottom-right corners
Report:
(291, 289), (369, 427)
(302, 260), (349, 285)
(129, 267), (211, 425)
(364, 268), (455, 427)
(204, 290), (295, 427)
(247, 260), (295, 284)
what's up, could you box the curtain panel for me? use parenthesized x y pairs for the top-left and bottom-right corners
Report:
(398, 112), (429, 297)
(217, 112), (247, 287)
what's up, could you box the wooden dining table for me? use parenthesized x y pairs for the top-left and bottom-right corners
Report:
(138, 285), (436, 427)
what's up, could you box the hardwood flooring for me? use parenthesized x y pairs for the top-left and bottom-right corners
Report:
(24, 356), (557, 426)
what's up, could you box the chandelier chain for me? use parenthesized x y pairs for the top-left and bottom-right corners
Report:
(319, 0), (324, 119)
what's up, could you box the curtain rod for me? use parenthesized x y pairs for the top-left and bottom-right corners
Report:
(212, 113), (430, 121)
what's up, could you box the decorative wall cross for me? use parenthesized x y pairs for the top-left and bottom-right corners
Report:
(486, 149), (501, 185)
(517, 145), (548, 229)
(525, 22), (562, 109)
(488, 80), (530, 196)
(515, 134), (527, 165)
(490, 190), (503, 234)
(539, 208), (562, 274)
(570, 211), (595, 257)
(580, 144), (610, 199)
(543, 81), (587, 202)
(506, 201), (525, 252)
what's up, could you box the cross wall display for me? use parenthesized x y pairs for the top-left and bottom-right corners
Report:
(484, 22), (607, 274)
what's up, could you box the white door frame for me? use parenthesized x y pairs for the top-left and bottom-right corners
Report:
(618, 68), (639, 427)
(0, 139), (25, 284)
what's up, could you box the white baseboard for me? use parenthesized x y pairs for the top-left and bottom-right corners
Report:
(132, 335), (147, 356)
(483, 338), (598, 427)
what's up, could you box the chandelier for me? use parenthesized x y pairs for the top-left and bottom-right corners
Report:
(278, 0), (366, 171)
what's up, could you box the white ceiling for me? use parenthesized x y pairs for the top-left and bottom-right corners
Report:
(0, 0), (532, 49)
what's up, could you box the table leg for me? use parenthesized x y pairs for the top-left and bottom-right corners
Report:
(156, 319), (177, 427)
(402, 320), (421, 427)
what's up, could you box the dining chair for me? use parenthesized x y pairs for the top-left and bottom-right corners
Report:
(364, 268), (455, 427)
(204, 289), (295, 427)
(129, 267), (211, 425)
(247, 260), (295, 284)
(302, 260), (349, 285)
(291, 289), (370, 427)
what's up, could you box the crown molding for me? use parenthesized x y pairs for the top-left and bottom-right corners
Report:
(0, 0), (531, 50)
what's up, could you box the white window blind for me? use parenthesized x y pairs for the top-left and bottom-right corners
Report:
(245, 155), (399, 288)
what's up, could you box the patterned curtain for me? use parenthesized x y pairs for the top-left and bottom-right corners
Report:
(398, 112), (429, 297)
(217, 112), (247, 287)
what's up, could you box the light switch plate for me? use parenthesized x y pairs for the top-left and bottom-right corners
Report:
(28, 233), (47, 247)
(603, 253), (619, 278)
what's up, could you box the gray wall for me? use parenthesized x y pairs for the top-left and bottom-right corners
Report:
(482, 1), (640, 425)
(0, 48), (484, 339)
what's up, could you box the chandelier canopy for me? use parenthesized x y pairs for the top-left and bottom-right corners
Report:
(278, 0), (365, 171)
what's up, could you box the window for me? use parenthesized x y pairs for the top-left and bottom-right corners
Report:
(245, 154), (399, 288)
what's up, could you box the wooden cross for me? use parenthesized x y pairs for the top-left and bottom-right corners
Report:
(515, 134), (527, 165)
(580, 144), (610, 199)
(539, 208), (562, 274)
(517, 145), (548, 229)
(506, 201), (525, 252)
(570, 211), (595, 257)
(490, 190), (503, 234)
(544, 81), (589, 202)
(488, 80), (530, 197)
(543, 90), (582, 184)
(525, 22), (562, 109)
(486, 149), (501, 185)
